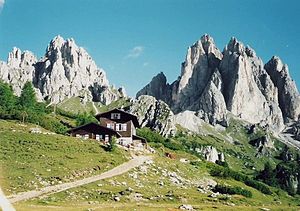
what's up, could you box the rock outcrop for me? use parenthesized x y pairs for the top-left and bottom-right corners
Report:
(130, 95), (176, 137)
(195, 146), (225, 163)
(249, 135), (275, 156)
(174, 110), (204, 133)
(0, 35), (124, 104)
(137, 34), (300, 132)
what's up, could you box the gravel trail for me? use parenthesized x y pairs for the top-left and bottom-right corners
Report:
(7, 155), (151, 203)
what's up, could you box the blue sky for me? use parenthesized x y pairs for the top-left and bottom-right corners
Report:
(0, 0), (299, 96)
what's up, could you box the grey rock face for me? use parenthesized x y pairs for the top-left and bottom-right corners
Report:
(136, 72), (172, 105)
(137, 34), (299, 132)
(130, 95), (176, 137)
(0, 36), (124, 104)
(193, 70), (227, 125)
(0, 47), (37, 96)
(174, 110), (204, 133)
(264, 56), (300, 122)
(219, 38), (284, 131)
(174, 35), (223, 113)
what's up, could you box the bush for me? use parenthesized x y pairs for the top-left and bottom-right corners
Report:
(56, 108), (78, 119)
(209, 165), (272, 195)
(76, 112), (98, 126)
(137, 128), (184, 151)
(163, 138), (184, 151)
(137, 128), (165, 144)
(214, 184), (252, 198)
(106, 136), (117, 152)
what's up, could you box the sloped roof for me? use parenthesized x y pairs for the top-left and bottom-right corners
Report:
(67, 122), (121, 137)
(95, 108), (140, 128)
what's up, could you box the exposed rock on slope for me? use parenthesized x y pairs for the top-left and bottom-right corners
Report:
(195, 146), (225, 163)
(174, 111), (204, 133)
(0, 36), (124, 104)
(137, 34), (300, 131)
(130, 95), (176, 137)
(249, 135), (275, 156)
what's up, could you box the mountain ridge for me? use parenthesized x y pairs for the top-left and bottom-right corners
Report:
(0, 35), (125, 105)
(137, 34), (300, 132)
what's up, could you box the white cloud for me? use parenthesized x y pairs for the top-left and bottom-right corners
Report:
(143, 62), (149, 67)
(125, 46), (144, 59)
(0, 0), (4, 8)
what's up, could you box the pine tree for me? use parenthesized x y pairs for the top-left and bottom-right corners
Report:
(19, 82), (36, 109)
(0, 81), (16, 111)
(258, 161), (277, 186)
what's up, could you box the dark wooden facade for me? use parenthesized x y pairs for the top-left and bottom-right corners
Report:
(98, 117), (135, 138)
(95, 108), (140, 128)
(95, 108), (140, 142)
(68, 122), (121, 143)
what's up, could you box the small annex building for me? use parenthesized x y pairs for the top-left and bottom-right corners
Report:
(68, 122), (121, 143)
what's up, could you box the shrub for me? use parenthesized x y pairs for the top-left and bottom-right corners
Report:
(209, 165), (272, 195)
(76, 112), (98, 126)
(106, 136), (117, 152)
(214, 184), (252, 198)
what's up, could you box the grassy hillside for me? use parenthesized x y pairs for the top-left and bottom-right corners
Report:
(15, 148), (300, 210)
(0, 120), (129, 195)
(1, 96), (300, 210)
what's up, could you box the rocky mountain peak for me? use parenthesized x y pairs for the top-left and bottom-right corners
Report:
(138, 34), (300, 131)
(266, 56), (289, 77)
(0, 35), (124, 104)
(200, 34), (222, 58)
(265, 56), (300, 121)
(136, 72), (172, 105)
(225, 37), (256, 58)
(176, 34), (222, 100)
(7, 47), (37, 68)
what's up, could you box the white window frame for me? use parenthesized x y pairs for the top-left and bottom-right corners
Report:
(121, 123), (127, 131)
(111, 113), (121, 120)
(107, 123), (113, 129)
(105, 135), (109, 142)
(115, 123), (121, 131)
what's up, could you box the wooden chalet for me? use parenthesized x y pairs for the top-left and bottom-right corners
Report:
(68, 108), (147, 149)
(68, 122), (121, 143)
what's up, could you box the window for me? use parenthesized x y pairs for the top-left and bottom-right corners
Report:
(107, 123), (114, 129)
(111, 113), (121, 120)
(76, 134), (81, 138)
(115, 123), (122, 131)
(115, 123), (127, 131)
(84, 134), (89, 140)
(96, 134), (100, 140)
(105, 135), (109, 143)
(121, 124), (127, 131)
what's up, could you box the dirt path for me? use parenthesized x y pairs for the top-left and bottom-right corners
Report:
(0, 187), (15, 211)
(8, 155), (151, 203)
